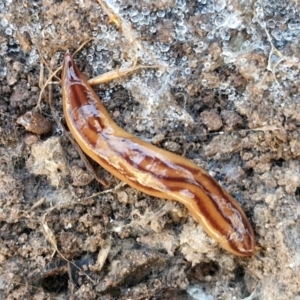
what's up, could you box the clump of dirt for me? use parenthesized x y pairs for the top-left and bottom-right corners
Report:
(1, 0), (300, 299)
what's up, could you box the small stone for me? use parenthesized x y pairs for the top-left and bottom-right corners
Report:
(200, 110), (223, 131)
(70, 165), (93, 186)
(290, 140), (300, 157)
(117, 191), (129, 204)
(221, 110), (243, 129)
(17, 110), (52, 135)
(151, 133), (165, 144)
(163, 141), (181, 153)
(24, 134), (39, 145)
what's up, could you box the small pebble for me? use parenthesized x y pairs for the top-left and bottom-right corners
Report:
(17, 111), (52, 135)
(200, 110), (223, 131)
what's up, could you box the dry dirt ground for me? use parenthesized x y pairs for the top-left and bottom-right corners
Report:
(1, 0), (300, 299)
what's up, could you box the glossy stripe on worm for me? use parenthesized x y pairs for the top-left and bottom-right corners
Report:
(61, 53), (255, 256)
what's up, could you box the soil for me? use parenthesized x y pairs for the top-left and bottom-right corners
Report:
(1, 0), (300, 299)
